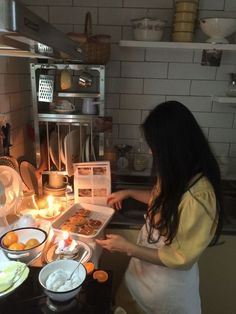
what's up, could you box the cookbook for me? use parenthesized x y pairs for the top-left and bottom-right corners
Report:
(73, 161), (111, 205)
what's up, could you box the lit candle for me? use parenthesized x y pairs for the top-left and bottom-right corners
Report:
(47, 195), (54, 216)
(62, 230), (72, 246)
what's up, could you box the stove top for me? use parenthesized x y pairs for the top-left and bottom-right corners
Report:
(0, 267), (112, 314)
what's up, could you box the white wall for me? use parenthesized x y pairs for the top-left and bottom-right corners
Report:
(5, 0), (236, 175)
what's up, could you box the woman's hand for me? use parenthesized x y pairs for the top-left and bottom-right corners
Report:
(107, 190), (130, 210)
(95, 234), (132, 254)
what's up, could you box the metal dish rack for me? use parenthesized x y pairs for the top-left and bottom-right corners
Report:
(30, 63), (105, 193)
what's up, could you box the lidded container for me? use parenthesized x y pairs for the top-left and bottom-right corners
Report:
(132, 17), (166, 41)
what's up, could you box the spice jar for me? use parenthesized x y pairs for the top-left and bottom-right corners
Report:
(133, 140), (148, 172)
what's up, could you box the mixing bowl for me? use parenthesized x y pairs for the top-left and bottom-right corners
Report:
(38, 259), (86, 302)
(0, 227), (48, 264)
(200, 17), (236, 43)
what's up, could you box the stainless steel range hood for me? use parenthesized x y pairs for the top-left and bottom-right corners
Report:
(0, 0), (83, 59)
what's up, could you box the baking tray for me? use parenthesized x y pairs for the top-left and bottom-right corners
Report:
(52, 202), (115, 239)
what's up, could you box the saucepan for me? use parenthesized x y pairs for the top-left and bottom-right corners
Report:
(78, 69), (93, 87)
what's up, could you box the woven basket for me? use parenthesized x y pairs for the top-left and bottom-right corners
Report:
(68, 12), (111, 64)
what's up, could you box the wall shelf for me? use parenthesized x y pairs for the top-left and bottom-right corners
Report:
(213, 96), (236, 103)
(119, 40), (236, 51)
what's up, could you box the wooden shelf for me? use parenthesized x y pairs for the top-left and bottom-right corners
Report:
(119, 40), (236, 51)
(213, 96), (236, 103)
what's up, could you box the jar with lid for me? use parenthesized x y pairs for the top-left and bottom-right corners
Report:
(133, 140), (148, 172)
(226, 73), (236, 97)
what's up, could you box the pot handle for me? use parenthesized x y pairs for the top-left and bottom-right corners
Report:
(7, 252), (30, 259)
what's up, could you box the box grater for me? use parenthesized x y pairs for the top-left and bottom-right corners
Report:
(38, 74), (54, 102)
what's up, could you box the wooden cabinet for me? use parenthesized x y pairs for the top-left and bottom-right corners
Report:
(199, 235), (236, 314)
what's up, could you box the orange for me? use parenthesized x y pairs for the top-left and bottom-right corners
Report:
(25, 238), (40, 249)
(8, 242), (25, 250)
(93, 270), (108, 283)
(84, 262), (95, 275)
(2, 232), (18, 247)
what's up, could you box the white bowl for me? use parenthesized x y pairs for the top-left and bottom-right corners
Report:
(0, 227), (48, 264)
(200, 17), (236, 43)
(38, 259), (86, 302)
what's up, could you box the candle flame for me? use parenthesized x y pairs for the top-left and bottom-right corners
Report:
(62, 230), (69, 240)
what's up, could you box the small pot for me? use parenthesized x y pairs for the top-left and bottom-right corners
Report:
(132, 17), (166, 41)
(82, 98), (100, 115)
(78, 70), (93, 87)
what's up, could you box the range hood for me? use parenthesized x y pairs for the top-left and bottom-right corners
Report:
(0, 0), (83, 60)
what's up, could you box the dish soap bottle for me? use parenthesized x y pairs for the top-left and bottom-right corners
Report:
(227, 73), (236, 96)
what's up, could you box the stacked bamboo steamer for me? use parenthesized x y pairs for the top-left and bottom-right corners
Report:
(172, 0), (199, 42)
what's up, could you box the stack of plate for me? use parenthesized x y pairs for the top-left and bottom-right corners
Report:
(172, 0), (199, 42)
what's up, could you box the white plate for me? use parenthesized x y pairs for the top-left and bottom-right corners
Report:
(64, 129), (85, 177)
(49, 130), (60, 170)
(0, 261), (29, 299)
(45, 241), (92, 264)
(0, 166), (23, 217)
(52, 108), (76, 113)
(19, 161), (38, 194)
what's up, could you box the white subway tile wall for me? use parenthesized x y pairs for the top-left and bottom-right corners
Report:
(2, 0), (236, 174)
(0, 57), (33, 160)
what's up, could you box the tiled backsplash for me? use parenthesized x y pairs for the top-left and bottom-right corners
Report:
(1, 0), (236, 177)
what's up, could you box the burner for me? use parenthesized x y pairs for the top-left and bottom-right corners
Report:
(40, 297), (79, 313)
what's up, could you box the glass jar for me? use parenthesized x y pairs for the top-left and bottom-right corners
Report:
(16, 190), (38, 215)
(227, 73), (236, 97)
(133, 140), (148, 172)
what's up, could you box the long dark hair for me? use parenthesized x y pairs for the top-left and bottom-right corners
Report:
(142, 101), (223, 245)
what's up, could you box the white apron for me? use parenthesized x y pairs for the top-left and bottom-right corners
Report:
(125, 221), (201, 314)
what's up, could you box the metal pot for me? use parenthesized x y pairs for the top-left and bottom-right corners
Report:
(78, 70), (93, 87)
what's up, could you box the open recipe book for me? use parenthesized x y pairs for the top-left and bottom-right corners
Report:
(73, 161), (111, 206)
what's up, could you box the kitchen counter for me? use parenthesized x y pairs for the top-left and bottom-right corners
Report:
(109, 173), (236, 235)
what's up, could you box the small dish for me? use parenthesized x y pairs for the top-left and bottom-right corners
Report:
(45, 241), (92, 264)
(19, 161), (38, 194)
(0, 261), (29, 299)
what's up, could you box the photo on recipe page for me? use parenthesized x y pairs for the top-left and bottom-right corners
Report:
(74, 161), (111, 205)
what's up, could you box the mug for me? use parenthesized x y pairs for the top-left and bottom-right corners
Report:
(82, 98), (99, 115)
(48, 173), (68, 189)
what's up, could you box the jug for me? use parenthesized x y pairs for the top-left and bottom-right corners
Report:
(82, 98), (99, 115)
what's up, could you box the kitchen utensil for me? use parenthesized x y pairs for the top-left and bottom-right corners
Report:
(131, 17), (166, 41)
(45, 240), (92, 264)
(175, 1), (198, 13)
(0, 264), (27, 294)
(38, 74), (54, 103)
(49, 130), (66, 170)
(82, 98), (99, 115)
(60, 68), (72, 90)
(0, 261), (29, 299)
(0, 227), (48, 264)
(38, 259), (86, 302)
(43, 183), (66, 196)
(172, 31), (193, 42)
(78, 69), (93, 87)
(64, 128), (86, 176)
(200, 17), (236, 43)
(66, 249), (88, 282)
(19, 161), (39, 194)
(0, 156), (19, 172)
(1, 123), (12, 156)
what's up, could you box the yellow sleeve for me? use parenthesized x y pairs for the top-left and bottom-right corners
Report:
(158, 189), (217, 270)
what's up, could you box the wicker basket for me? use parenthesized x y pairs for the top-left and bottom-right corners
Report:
(68, 12), (111, 64)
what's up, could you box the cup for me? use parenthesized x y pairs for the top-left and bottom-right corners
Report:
(82, 98), (99, 115)
(48, 173), (68, 189)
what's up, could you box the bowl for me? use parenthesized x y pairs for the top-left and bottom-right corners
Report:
(132, 18), (166, 41)
(38, 259), (86, 302)
(0, 227), (48, 264)
(200, 17), (236, 43)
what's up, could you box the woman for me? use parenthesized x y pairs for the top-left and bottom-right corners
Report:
(96, 101), (223, 314)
